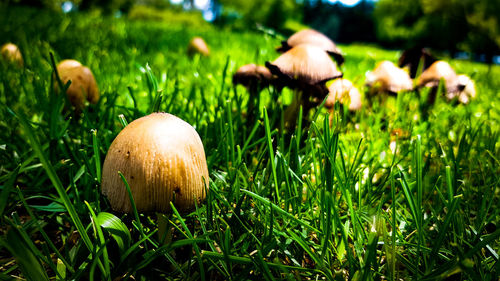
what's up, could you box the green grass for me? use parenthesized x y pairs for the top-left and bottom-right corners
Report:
(1, 5), (499, 280)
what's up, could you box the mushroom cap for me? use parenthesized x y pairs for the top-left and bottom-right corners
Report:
(266, 44), (342, 86)
(365, 61), (413, 94)
(325, 78), (362, 111)
(58, 59), (82, 70)
(278, 29), (344, 65)
(417, 60), (457, 88)
(187, 37), (210, 56)
(1, 43), (23, 67)
(232, 63), (273, 88)
(445, 74), (476, 104)
(56, 60), (99, 111)
(101, 113), (209, 213)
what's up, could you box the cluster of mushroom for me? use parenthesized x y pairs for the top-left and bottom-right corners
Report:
(233, 28), (361, 130)
(365, 48), (476, 105)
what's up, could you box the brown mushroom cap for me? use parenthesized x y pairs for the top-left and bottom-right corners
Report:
(1, 43), (23, 67)
(266, 44), (342, 87)
(56, 60), (99, 111)
(58, 59), (82, 70)
(232, 64), (273, 88)
(325, 79), (362, 111)
(417, 60), (457, 88)
(102, 113), (209, 213)
(278, 29), (344, 65)
(187, 37), (210, 57)
(365, 61), (413, 94)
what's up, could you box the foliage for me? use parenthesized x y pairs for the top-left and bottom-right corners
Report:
(215, 0), (302, 31)
(374, 0), (500, 59)
(0, 5), (499, 280)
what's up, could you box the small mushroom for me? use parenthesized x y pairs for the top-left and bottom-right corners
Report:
(233, 64), (274, 121)
(187, 37), (210, 57)
(266, 44), (342, 130)
(101, 112), (209, 214)
(417, 60), (457, 89)
(1, 43), (23, 67)
(277, 29), (344, 66)
(398, 47), (437, 78)
(55, 59), (99, 112)
(325, 78), (362, 111)
(417, 60), (462, 105)
(324, 79), (362, 126)
(365, 61), (413, 96)
(446, 74), (476, 104)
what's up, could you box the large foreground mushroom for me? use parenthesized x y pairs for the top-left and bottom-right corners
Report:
(101, 112), (209, 213)
(55, 59), (99, 113)
(277, 29), (344, 66)
(266, 44), (342, 130)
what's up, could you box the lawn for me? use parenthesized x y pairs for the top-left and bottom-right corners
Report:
(0, 6), (499, 280)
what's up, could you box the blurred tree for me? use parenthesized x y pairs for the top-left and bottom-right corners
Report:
(215, 0), (302, 31)
(374, 0), (499, 62)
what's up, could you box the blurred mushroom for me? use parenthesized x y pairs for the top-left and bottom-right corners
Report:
(101, 112), (209, 214)
(277, 29), (344, 66)
(1, 43), (23, 67)
(417, 60), (461, 104)
(55, 59), (99, 113)
(446, 74), (476, 104)
(232, 63), (274, 121)
(398, 47), (437, 78)
(187, 37), (210, 57)
(417, 60), (457, 89)
(266, 44), (342, 130)
(324, 78), (362, 126)
(365, 61), (413, 96)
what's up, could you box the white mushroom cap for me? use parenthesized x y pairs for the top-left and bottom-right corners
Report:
(101, 113), (209, 213)
(266, 44), (342, 85)
(365, 61), (413, 94)
(325, 79), (362, 111)
(446, 74), (476, 104)
(417, 60), (457, 88)
(279, 29), (344, 65)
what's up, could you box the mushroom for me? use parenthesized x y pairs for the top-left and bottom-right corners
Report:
(101, 112), (209, 214)
(417, 60), (459, 104)
(417, 60), (457, 89)
(55, 59), (99, 113)
(446, 74), (476, 104)
(1, 43), (23, 67)
(266, 44), (342, 130)
(365, 60), (413, 96)
(232, 64), (273, 121)
(398, 47), (437, 78)
(277, 29), (344, 66)
(187, 37), (210, 57)
(324, 79), (362, 126)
